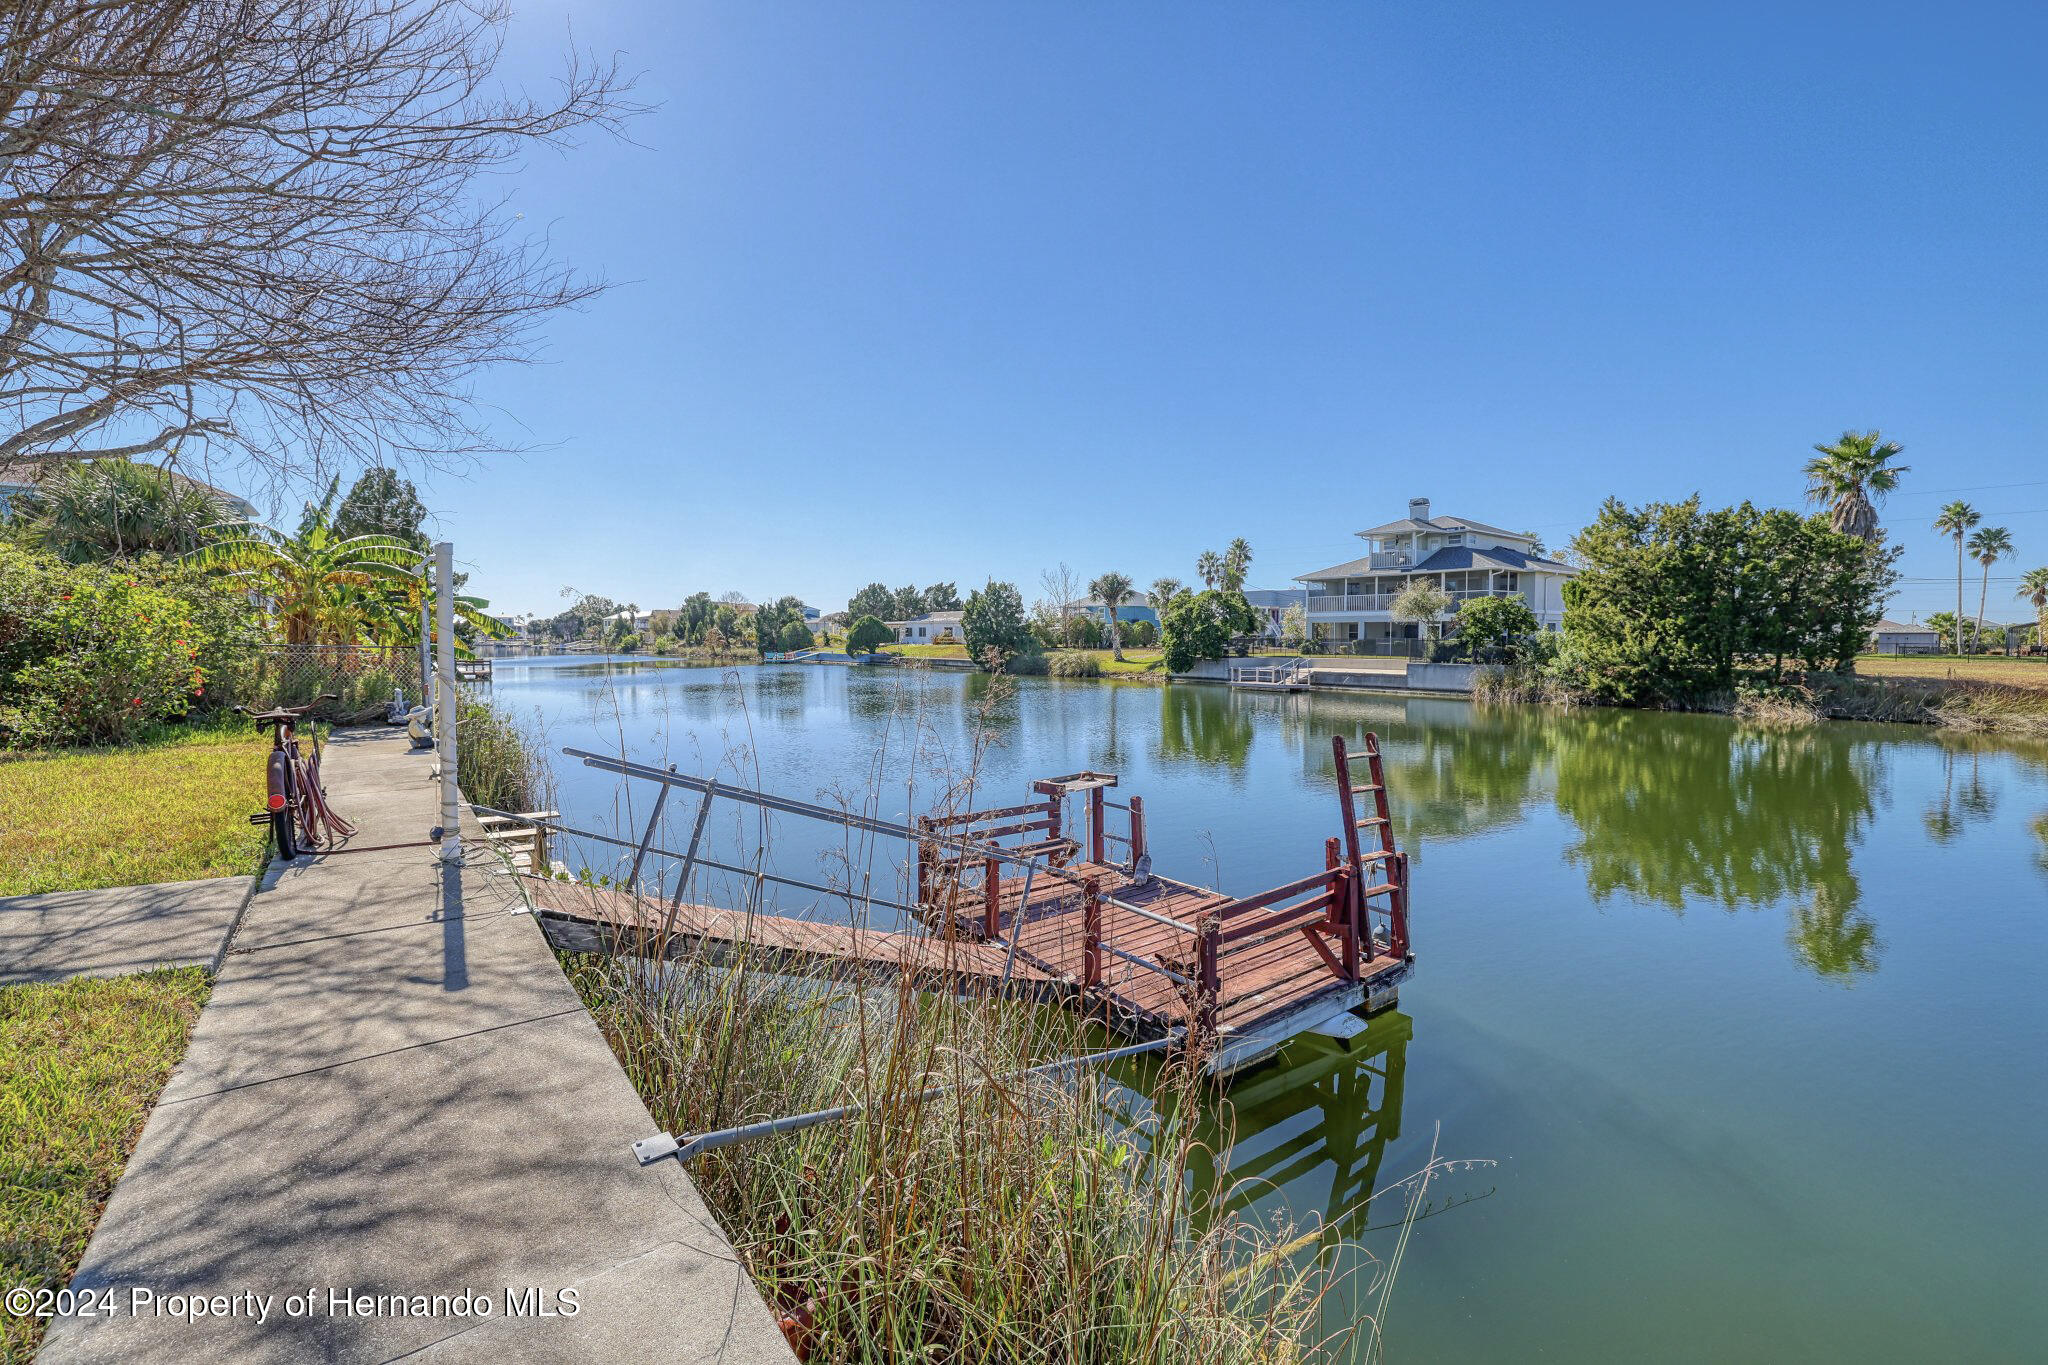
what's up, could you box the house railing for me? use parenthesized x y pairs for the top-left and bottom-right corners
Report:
(1308, 588), (1528, 613)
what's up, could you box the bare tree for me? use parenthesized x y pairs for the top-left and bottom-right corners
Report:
(1039, 561), (1081, 645)
(0, 0), (636, 490)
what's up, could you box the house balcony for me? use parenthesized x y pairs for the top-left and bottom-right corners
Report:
(1308, 594), (1396, 613)
(1308, 588), (1527, 615)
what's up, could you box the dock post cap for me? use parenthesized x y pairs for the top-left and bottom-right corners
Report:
(632, 1132), (682, 1166)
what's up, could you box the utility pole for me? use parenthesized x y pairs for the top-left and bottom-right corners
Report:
(434, 541), (460, 864)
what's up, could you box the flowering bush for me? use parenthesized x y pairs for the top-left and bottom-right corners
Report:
(0, 544), (217, 746)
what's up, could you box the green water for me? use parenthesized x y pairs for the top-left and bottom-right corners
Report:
(493, 659), (2048, 1361)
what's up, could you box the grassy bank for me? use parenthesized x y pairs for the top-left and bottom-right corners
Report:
(887, 644), (1172, 677)
(0, 722), (268, 896)
(1473, 661), (2048, 736)
(0, 968), (211, 1359)
(1850, 654), (2048, 690)
(564, 942), (1361, 1361)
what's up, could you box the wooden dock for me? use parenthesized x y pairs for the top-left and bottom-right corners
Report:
(519, 735), (1413, 1077)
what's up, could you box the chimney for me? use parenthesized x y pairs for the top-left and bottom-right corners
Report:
(1408, 497), (1431, 522)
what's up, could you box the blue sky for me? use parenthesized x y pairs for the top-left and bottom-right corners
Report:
(358, 1), (2043, 622)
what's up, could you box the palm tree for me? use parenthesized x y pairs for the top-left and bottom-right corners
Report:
(1195, 550), (1223, 590)
(190, 520), (422, 644)
(1147, 577), (1185, 613)
(2017, 566), (2048, 652)
(1220, 538), (1253, 592)
(1966, 525), (2012, 653)
(9, 458), (227, 562)
(1932, 501), (1980, 655)
(1804, 430), (1908, 541)
(190, 489), (502, 651)
(1089, 570), (1134, 661)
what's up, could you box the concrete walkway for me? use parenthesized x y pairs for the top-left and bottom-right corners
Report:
(1, 876), (251, 986)
(41, 728), (792, 1363)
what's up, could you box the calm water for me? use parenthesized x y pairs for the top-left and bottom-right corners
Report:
(492, 657), (2048, 1362)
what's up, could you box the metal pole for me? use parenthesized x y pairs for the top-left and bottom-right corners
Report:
(624, 766), (675, 891)
(632, 1033), (1177, 1166)
(434, 541), (460, 864)
(417, 557), (432, 717)
(999, 864), (1034, 985)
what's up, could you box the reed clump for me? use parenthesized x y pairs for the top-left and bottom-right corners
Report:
(565, 943), (1354, 1363)
(1047, 650), (1103, 679)
(454, 691), (547, 812)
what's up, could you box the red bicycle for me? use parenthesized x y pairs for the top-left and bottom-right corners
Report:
(239, 696), (356, 858)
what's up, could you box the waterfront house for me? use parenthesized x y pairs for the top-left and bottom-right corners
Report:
(1867, 619), (1940, 655)
(888, 610), (965, 643)
(1240, 588), (1309, 641)
(1295, 498), (1577, 649)
(1061, 591), (1159, 627)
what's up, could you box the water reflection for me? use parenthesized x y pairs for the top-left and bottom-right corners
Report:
(1157, 684), (1257, 775)
(1199, 1012), (1414, 1241)
(1923, 747), (1999, 844)
(1300, 695), (1560, 847)
(1107, 1009), (1416, 1265)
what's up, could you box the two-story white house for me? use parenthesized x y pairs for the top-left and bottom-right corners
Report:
(1296, 498), (1577, 650)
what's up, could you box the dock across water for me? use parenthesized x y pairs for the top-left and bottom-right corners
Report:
(518, 736), (1414, 1076)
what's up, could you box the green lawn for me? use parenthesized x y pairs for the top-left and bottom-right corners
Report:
(883, 642), (972, 658)
(1852, 653), (2048, 691)
(0, 723), (269, 896)
(1, 968), (211, 1359)
(883, 644), (1170, 674)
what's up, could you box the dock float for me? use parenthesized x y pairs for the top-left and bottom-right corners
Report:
(505, 735), (1414, 1078)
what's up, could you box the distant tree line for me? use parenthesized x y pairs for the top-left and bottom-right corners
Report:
(845, 582), (961, 622)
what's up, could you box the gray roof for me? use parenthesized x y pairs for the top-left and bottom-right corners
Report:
(1354, 517), (1441, 537)
(1353, 513), (1530, 540)
(886, 610), (964, 626)
(1296, 544), (1575, 581)
(1871, 619), (1935, 634)
(0, 457), (256, 515)
(1411, 544), (1576, 575)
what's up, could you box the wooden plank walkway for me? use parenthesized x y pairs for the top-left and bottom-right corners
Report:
(526, 859), (1406, 1046)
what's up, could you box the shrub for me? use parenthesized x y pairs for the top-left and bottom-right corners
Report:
(1160, 589), (1259, 672)
(777, 619), (815, 653)
(1455, 594), (1539, 660)
(1046, 650), (1101, 678)
(0, 544), (216, 747)
(1121, 617), (1157, 648)
(1066, 614), (1103, 649)
(961, 580), (1035, 669)
(845, 614), (893, 655)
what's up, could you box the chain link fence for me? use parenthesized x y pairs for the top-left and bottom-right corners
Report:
(232, 645), (425, 723)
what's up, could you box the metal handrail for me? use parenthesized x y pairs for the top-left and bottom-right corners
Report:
(631, 1033), (1179, 1166)
(472, 806), (925, 918)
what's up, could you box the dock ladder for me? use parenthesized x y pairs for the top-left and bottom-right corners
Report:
(1332, 733), (1411, 962)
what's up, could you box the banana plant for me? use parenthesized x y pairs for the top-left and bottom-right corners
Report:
(188, 511), (505, 651)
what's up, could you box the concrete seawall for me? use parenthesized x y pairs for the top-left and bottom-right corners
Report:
(1170, 657), (1479, 695)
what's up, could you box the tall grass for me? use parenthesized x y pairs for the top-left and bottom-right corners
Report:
(455, 689), (548, 813)
(565, 940), (1357, 1362)
(1047, 649), (1103, 678)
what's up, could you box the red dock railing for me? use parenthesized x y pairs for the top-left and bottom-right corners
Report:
(912, 734), (1411, 1052)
